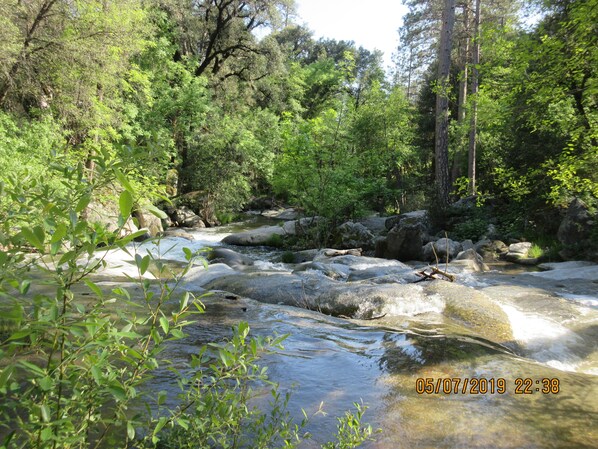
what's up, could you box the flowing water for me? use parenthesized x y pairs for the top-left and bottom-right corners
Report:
(128, 219), (598, 449)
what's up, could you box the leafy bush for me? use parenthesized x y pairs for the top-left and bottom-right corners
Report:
(0, 154), (374, 448)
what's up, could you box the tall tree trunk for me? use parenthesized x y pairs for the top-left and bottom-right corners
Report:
(435, 0), (456, 207)
(468, 0), (481, 195)
(452, 0), (471, 184)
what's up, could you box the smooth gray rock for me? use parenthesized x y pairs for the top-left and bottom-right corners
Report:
(207, 248), (255, 269)
(336, 222), (375, 250)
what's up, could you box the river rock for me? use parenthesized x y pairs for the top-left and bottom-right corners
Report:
(475, 239), (508, 261)
(261, 208), (299, 220)
(454, 248), (489, 272)
(425, 281), (513, 344)
(222, 224), (288, 246)
(526, 261), (598, 281)
(422, 239), (462, 262)
(384, 210), (429, 231)
(170, 206), (206, 228)
(86, 199), (139, 238)
(358, 216), (388, 235)
(378, 222), (424, 261)
(505, 242), (532, 262)
(222, 218), (323, 246)
(335, 222), (375, 250)
(204, 272), (438, 319)
(133, 208), (164, 238)
(461, 239), (474, 251)
(183, 263), (239, 287)
(557, 198), (596, 259)
(207, 248), (254, 269)
(293, 262), (350, 280)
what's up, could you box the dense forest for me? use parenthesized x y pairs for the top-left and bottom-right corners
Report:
(0, 0), (597, 447)
(1, 0), (596, 255)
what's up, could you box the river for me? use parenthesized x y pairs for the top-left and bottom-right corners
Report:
(121, 219), (598, 449)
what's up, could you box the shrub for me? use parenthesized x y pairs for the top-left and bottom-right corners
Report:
(0, 154), (374, 449)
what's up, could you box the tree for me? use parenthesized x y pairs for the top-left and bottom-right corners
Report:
(434, 0), (456, 206)
(467, 0), (481, 194)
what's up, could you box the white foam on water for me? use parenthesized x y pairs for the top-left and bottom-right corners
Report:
(134, 236), (218, 264)
(500, 303), (584, 372)
(559, 293), (598, 310)
(253, 260), (289, 272)
(372, 291), (445, 318)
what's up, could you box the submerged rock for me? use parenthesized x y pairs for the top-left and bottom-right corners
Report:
(425, 281), (513, 344)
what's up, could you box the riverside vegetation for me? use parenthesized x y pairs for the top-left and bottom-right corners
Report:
(0, 154), (374, 448)
(0, 0), (597, 447)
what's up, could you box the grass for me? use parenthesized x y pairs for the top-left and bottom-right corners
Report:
(528, 243), (544, 259)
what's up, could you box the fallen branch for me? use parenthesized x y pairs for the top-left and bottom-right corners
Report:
(414, 267), (455, 282)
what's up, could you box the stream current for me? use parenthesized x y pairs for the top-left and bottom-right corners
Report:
(124, 219), (598, 449)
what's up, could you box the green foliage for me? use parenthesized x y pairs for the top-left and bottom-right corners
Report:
(321, 403), (376, 449)
(451, 218), (489, 242)
(265, 233), (285, 248)
(528, 243), (544, 259)
(281, 251), (296, 264)
(0, 151), (374, 449)
(185, 107), (280, 213)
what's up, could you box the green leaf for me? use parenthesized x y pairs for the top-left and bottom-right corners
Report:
(21, 226), (45, 251)
(135, 254), (150, 275)
(8, 330), (32, 341)
(50, 223), (68, 244)
(19, 280), (31, 295)
(183, 247), (193, 262)
(58, 251), (77, 266)
(146, 204), (167, 219)
(38, 376), (53, 391)
(0, 366), (15, 390)
(109, 384), (127, 402)
(91, 366), (102, 385)
(114, 168), (134, 193)
(119, 190), (134, 219)
(83, 279), (104, 298)
(159, 317), (169, 334)
(75, 194), (91, 213)
(40, 404), (51, 423)
(154, 416), (168, 436)
(127, 421), (135, 440)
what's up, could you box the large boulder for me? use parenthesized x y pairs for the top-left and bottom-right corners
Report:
(222, 224), (287, 246)
(86, 199), (140, 238)
(384, 210), (429, 231)
(358, 216), (388, 235)
(380, 224), (424, 261)
(474, 239), (508, 261)
(222, 217), (323, 246)
(133, 208), (164, 238)
(421, 238), (462, 262)
(171, 191), (219, 227)
(170, 206), (205, 228)
(505, 242), (532, 262)
(207, 248), (254, 270)
(261, 208), (299, 220)
(335, 222), (375, 250)
(557, 198), (597, 259)
(453, 248), (489, 272)
(377, 210), (430, 261)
